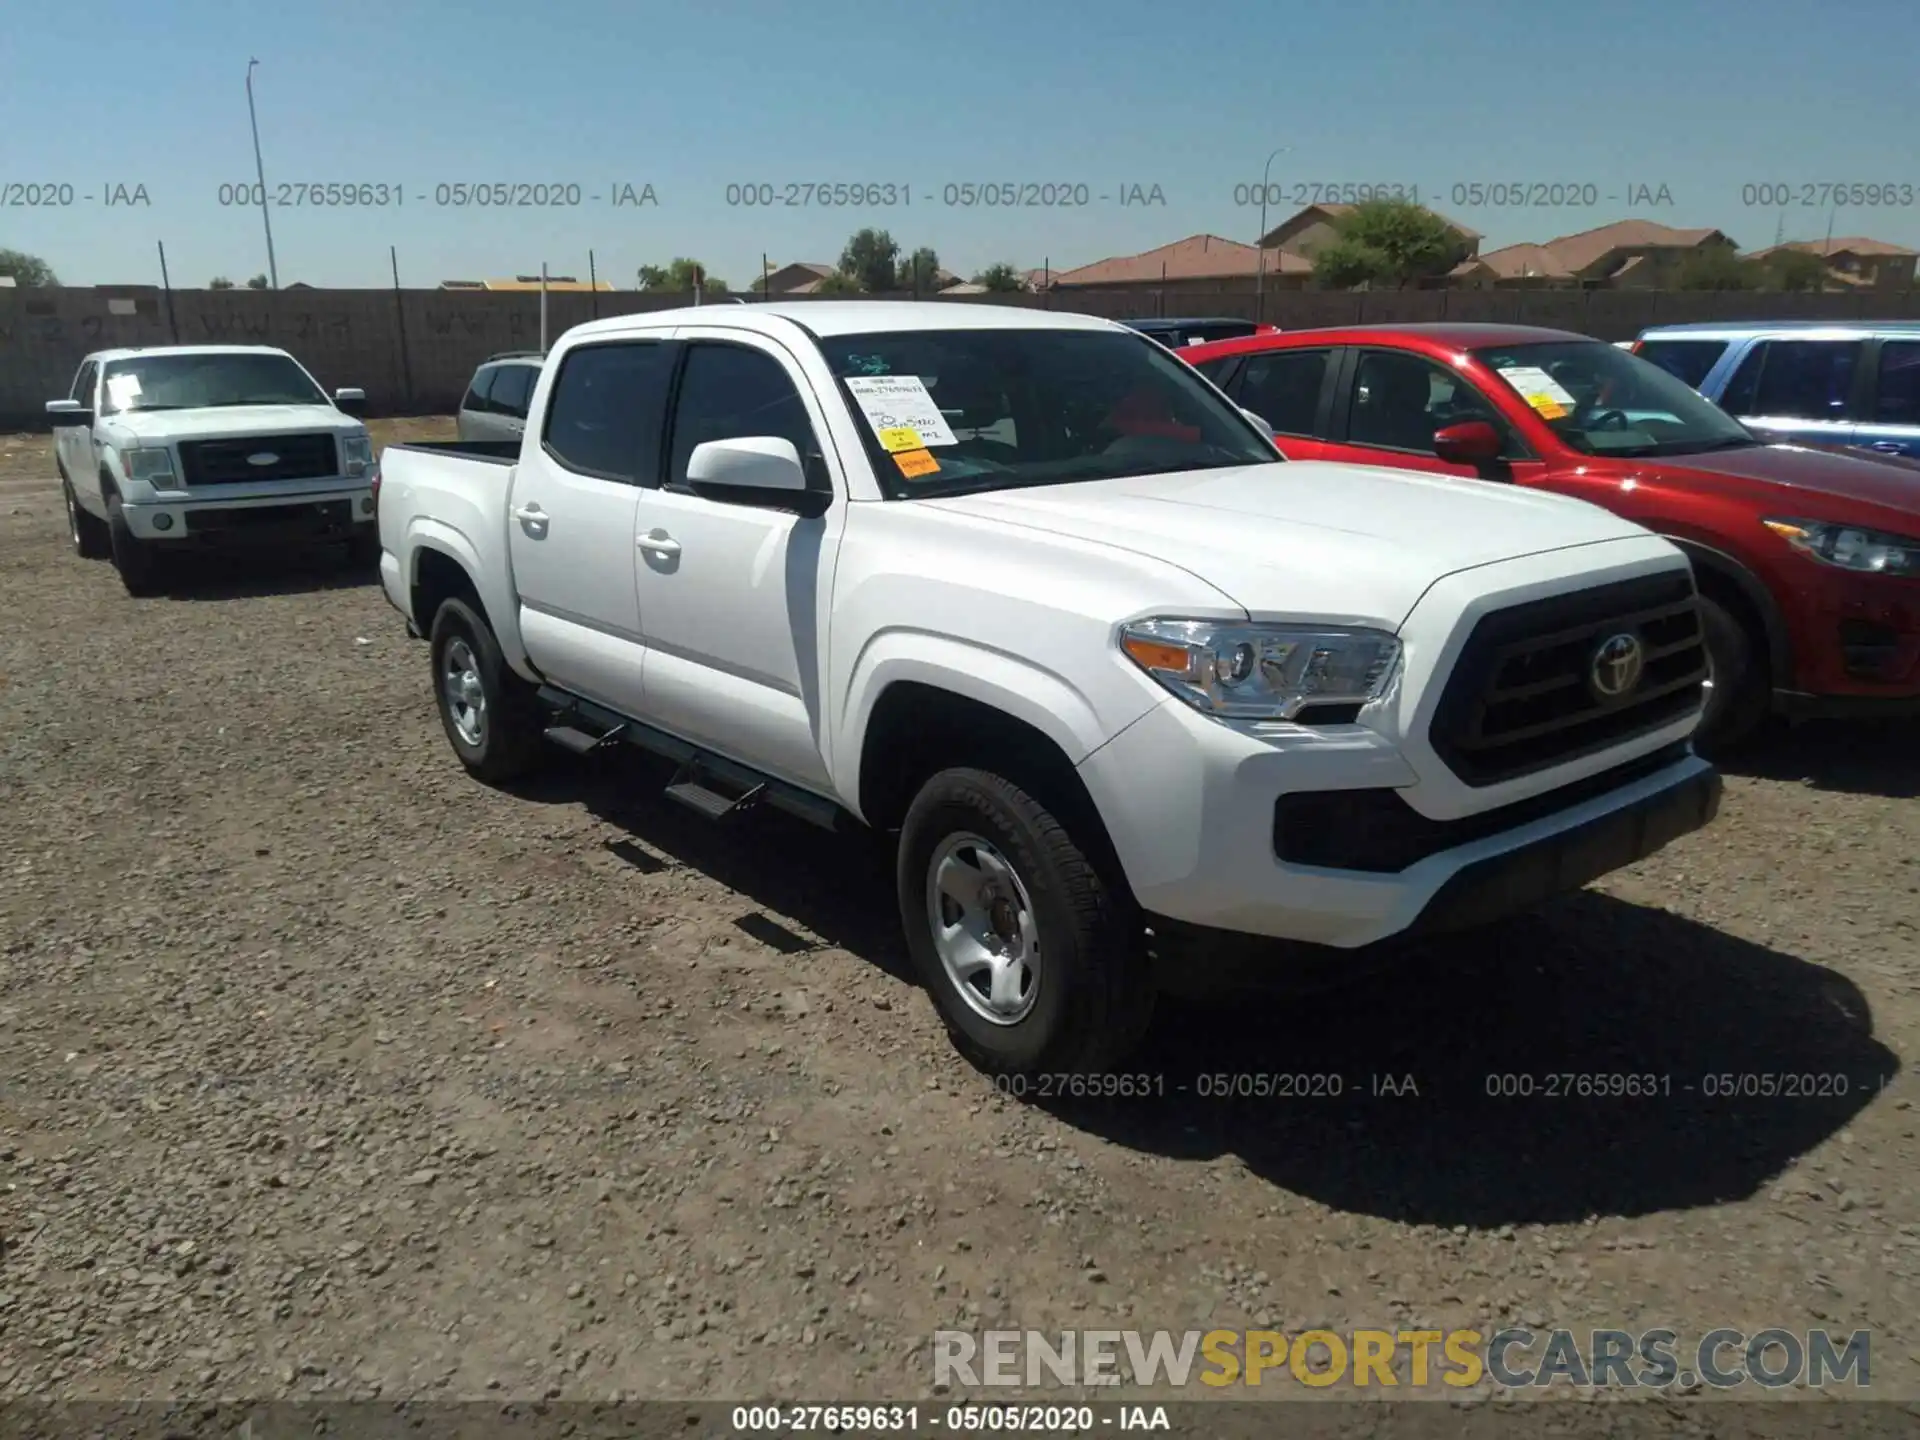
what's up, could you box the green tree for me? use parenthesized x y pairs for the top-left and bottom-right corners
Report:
(0, 248), (58, 286)
(1675, 245), (1760, 291)
(246, 273), (269, 290)
(839, 228), (900, 292)
(209, 276), (235, 289)
(1759, 249), (1831, 292)
(814, 270), (864, 295)
(638, 258), (728, 293)
(901, 246), (941, 292)
(1310, 200), (1470, 289)
(971, 263), (1027, 292)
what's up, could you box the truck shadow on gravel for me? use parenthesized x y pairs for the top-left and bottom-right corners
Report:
(1064, 893), (1901, 1227)
(1719, 720), (1920, 799)
(152, 549), (379, 601)
(505, 751), (1899, 1229)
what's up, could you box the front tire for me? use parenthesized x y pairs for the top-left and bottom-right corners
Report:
(105, 491), (161, 595)
(1695, 594), (1770, 753)
(64, 481), (110, 559)
(428, 596), (544, 783)
(897, 767), (1154, 1077)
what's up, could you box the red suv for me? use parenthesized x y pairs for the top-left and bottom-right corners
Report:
(1184, 323), (1920, 746)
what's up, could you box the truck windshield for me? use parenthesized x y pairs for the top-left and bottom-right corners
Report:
(1473, 339), (1758, 459)
(98, 352), (328, 416)
(818, 327), (1282, 499)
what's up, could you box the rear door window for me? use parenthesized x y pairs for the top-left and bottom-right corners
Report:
(1634, 339), (1728, 390)
(1237, 349), (1331, 437)
(1749, 340), (1863, 419)
(489, 364), (537, 418)
(461, 366), (497, 413)
(541, 341), (677, 484)
(1873, 340), (1920, 424)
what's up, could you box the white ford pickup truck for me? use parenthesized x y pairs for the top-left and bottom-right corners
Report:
(376, 301), (1721, 1075)
(46, 345), (378, 594)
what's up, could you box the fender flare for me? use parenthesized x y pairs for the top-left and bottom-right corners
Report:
(835, 632), (1129, 822)
(1665, 536), (1793, 685)
(405, 520), (534, 679)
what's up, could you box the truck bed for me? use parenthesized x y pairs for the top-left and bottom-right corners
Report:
(384, 439), (519, 464)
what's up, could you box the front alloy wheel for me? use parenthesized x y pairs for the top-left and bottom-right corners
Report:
(927, 831), (1042, 1024)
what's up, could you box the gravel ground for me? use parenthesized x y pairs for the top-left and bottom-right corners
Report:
(2, 424), (1918, 1407)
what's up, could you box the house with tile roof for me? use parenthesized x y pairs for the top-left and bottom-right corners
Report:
(1743, 237), (1918, 290)
(1451, 220), (1739, 288)
(1045, 234), (1314, 293)
(1257, 203), (1482, 261)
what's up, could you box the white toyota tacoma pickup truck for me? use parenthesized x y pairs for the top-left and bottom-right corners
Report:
(375, 302), (1721, 1075)
(46, 344), (377, 594)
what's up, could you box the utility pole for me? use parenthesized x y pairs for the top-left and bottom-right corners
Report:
(245, 60), (279, 289)
(1255, 146), (1291, 325)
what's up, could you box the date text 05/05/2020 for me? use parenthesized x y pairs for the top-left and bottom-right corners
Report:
(212, 182), (660, 208)
(723, 182), (1167, 208)
(1230, 181), (1676, 208)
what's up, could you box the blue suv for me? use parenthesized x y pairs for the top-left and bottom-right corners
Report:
(1632, 320), (1920, 459)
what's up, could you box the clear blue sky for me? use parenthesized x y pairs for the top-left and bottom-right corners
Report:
(5, 0), (1919, 289)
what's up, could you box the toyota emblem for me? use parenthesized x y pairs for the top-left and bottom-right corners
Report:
(247, 451), (280, 467)
(1589, 632), (1645, 700)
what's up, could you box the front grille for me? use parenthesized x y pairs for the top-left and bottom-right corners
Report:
(182, 499), (353, 536)
(1275, 741), (1691, 872)
(178, 433), (338, 485)
(1430, 571), (1707, 787)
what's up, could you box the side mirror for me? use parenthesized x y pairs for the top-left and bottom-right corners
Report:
(685, 436), (827, 514)
(47, 398), (92, 427)
(1433, 419), (1503, 464)
(334, 387), (366, 416)
(1240, 407), (1279, 438)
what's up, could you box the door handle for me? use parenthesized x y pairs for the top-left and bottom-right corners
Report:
(1868, 441), (1904, 453)
(512, 503), (548, 527)
(637, 530), (680, 557)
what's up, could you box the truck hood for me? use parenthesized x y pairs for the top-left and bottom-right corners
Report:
(101, 405), (356, 444)
(1644, 441), (1920, 515)
(920, 460), (1657, 628)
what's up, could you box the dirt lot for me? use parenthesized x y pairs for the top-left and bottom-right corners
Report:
(2, 423), (1918, 1408)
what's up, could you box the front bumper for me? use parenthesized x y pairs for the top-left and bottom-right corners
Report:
(1077, 697), (1720, 949)
(1781, 567), (1920, 702)
(122, 484), (376, 545)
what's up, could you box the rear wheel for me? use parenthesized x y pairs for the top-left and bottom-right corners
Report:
(64, 480), (110, 559)
(897, 767), (1154, 1077)
(1695, 593), (1770, 753)
(429, 596), (544, 783)
(105, 491), (161, 595)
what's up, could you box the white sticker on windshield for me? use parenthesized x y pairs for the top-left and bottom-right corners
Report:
(106, 373), (142, 407)
(844, 375), (959, 448)
(1495, 364), (1578, 416)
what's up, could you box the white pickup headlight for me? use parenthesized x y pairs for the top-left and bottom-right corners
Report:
(124, 447), (178, 486)
(1120, 618), (1401, 719)
(1762, 517), (1920, 577)
(341, 432), (373, 477)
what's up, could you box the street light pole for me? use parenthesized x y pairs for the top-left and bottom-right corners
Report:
(1255, 145), (1291, 324)
(245, 59), (279, 290)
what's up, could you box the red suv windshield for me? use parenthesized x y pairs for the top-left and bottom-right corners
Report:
(1473, 340), (1758, 459)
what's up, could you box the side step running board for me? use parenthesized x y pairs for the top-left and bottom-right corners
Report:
(543, 722), (626, 755)
(665, 757), (765, 820)
(533, 685), (845, 833)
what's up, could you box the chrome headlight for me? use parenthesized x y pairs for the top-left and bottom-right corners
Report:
(1763, 517), (1920, 577)
(1120, 618), (1401, 719)
(124, 446), (178, 487)
(341, 432), (374, 477)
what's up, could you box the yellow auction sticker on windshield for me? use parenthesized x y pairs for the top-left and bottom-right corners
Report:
(893, 448), (940, 478)
(877, 426), (924, 453)
(1527, 396), (1569, 420)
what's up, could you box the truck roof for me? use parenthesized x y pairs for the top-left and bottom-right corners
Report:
(84, 344), (294, 363)
(1637, 319), (1920, 340)
(562, 300), (1122, 342)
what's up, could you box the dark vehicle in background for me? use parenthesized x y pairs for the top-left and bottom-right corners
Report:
(1185, 322), (1920, 746)
(1124, 318), (1277, 350)
(1632, 321), (1920, 460)
(456, 352), (544, 442)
